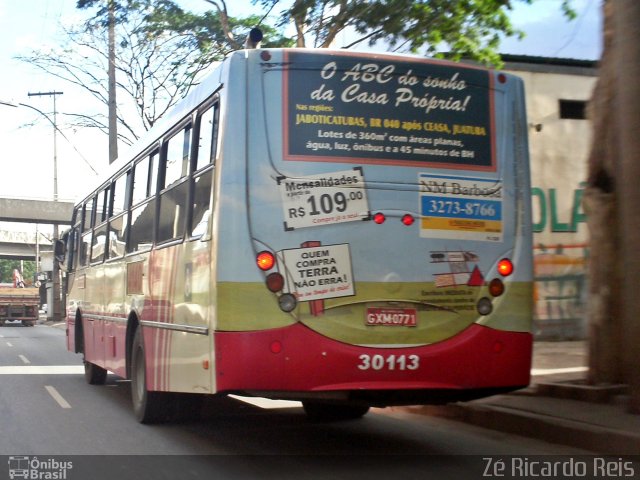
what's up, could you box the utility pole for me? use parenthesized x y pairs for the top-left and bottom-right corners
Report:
(27, 90), (63, 323)
(108, 0), (118, 164)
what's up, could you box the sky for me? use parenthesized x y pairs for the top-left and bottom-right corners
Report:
(0, 0), (602, 231)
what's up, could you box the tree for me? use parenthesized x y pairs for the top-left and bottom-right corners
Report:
(143, 1), (293, 55)
(17, 0), (290, 149)
(585, 0), (640, 414)
(161, 0), (575, 67)
(0, 260), (37, 285)
(17, 0), (575, 159)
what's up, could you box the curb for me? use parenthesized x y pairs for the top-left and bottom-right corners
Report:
(413, 402), (640, 455)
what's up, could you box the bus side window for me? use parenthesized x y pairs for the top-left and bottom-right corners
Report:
(108, 171), (130, 259)
(164, 126), (191, 189)
(190, 102), (218, 238)
(96, 187), (109, 225)
(128, 153), (156, 254)
(195, 103), (218, 170)
(157, 126), (190, 244)
(111, 172), (129, 217)
(131, 156), (150, 206)
(191, 170), (213, 238)
(91, 224), (107, 264)
(69, 209), (82, 271)
(83, 197), (95, 232)
(67, 228), (78, 272)
(80, 231), (92, 267)
(91, 186), (110, 264)
(80, 195), (98, 266)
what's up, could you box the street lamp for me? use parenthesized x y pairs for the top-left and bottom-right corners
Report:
(0, 94), (64, 322)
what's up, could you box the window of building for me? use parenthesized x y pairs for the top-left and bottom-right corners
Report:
(559, 100), (587, 120)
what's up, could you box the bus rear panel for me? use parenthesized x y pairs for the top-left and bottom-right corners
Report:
(212, 49), (533, 406)
(64, 48), (532, 421)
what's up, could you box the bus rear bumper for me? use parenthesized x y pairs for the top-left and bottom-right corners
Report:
(214, 323), (532, 406)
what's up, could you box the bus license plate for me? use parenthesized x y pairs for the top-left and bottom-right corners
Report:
(365, 308), (417, 327)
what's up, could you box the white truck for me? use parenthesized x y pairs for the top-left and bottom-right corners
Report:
(0, 279), (40, 327)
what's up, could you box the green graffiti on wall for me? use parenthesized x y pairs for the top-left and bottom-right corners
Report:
(531, 183), (587, 233)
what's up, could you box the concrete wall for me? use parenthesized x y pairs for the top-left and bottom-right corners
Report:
(506, 59), (597, 339)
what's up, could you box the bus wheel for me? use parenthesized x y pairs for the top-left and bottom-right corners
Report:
(131, 329), (169, 424)
(302, 402), (370, 422)
(84, 360), (107, 385)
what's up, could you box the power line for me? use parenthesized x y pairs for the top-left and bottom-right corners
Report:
(554, 0), (596, 57)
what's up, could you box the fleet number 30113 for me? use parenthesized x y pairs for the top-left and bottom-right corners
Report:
(357, 354), (420, 371)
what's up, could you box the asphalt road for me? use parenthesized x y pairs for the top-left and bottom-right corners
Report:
(0, 322), (592, 479)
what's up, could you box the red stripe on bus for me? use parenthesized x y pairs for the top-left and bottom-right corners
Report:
(214, 323), (531, 393)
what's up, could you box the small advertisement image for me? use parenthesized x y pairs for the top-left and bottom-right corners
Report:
(283, 51), (495, 171)
(278, 243), (355, 302)
(419, 173), (503, 242)
(277, 168), (369, 230)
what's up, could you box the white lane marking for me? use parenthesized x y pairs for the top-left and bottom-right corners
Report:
(531, 366), (588, 376)
(45, 385), (72, 409)
(18, 355), (30, 364)
(229, 394), (302, 410)
(0, 365), (84, 374)
(6, 342), (13, 347)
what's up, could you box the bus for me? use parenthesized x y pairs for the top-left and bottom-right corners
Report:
(60, 45), (533, 423)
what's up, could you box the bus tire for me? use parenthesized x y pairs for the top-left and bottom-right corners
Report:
(131, 328), (169, 424)
(302, 402), (370, 422)
(84, 360), (108, 385)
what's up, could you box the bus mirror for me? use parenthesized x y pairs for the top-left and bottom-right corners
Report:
(54, 239), (66, 263)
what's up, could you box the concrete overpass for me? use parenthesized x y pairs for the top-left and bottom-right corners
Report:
(0, 230), (53, 260)
(0, 197), (73, 260)
(0, 198), (73, 321)
(0, 197), (74, 225)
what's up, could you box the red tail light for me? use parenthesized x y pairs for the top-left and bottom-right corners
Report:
(266, 272), (284, 292)
(256, 251), (275, 271)
(401, 214), (415, 226)
(489, 278), (505, 297)
(497, 258), (514, 277)
(373, 213), (386, 224)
